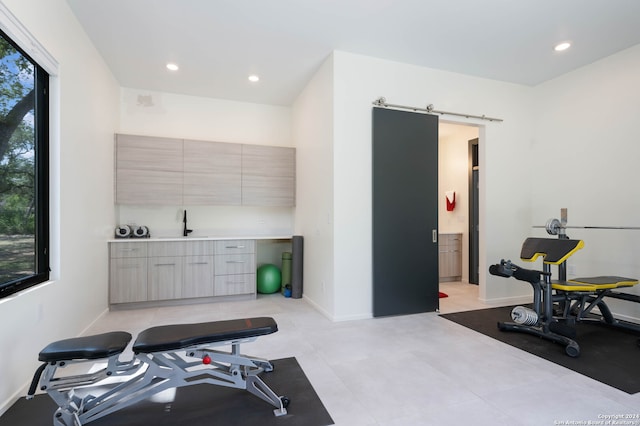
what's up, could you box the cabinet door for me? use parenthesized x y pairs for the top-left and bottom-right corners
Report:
(183, 255), (214, 298)
(148, 256), (183, 300)
(438, 234), (462, 281)
(241, 145), (295, 206)
(183, 140), (241, 205)
(115, 134), (183, 205)
(109, 258), (148, 303)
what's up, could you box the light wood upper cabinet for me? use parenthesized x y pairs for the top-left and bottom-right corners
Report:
(115, 134), (183, 205)
(183, 139), (242, 205)
(115, 134), (295, 207)
(242, 145), (296, 206)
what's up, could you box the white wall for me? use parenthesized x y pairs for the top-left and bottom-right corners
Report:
(531, 44), (640, 322)
(0, 0), (119, 413)
(116, 88), (295, 238)
(439, 123), (479, 282)
(331, 51), (536, 320)
(2, 1), (637, 413)
(291, 54), (335, 318)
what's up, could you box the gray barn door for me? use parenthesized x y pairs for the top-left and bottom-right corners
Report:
(372, 107), (439, 317)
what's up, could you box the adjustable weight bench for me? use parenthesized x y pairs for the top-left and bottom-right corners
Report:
(490, 237), (640, 357)
(28, 317), (289, 426)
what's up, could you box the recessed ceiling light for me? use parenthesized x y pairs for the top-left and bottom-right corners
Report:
(554, 42), (571, 52)
(166, 63), (179, 71)
(248, 75), (260, 82)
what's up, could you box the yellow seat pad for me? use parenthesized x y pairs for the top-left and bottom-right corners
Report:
(553, 276), (639, 292)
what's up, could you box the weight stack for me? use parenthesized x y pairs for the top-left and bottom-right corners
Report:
(291, 235), (304, 299)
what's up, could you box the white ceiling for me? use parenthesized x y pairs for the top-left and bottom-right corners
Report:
(65, 0), (640, 106)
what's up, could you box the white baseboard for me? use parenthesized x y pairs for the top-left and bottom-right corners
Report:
(302, 295), (372, 322)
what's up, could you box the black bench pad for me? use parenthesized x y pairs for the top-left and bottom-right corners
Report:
(520, 237), (584, 264)
(39, 332), (132, 363)
(132, 317), (278, 354)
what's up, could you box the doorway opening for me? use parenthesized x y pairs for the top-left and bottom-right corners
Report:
(437, 123), (480, 288)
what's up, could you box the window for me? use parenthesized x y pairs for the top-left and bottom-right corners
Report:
(0, 29), (49, 298)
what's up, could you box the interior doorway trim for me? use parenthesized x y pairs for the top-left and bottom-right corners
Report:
(468, 138), (479, 285)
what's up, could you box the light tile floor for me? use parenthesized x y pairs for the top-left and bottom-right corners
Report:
(84, 282), (640, 426)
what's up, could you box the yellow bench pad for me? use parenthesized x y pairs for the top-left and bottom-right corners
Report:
(553, 276), (639, 292)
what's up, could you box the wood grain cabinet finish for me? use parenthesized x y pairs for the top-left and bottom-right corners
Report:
(115, 134), (295, 207)
(439, 233), (462, 282)
(183, 240), (215, 298)
(183, 255), (215, 298)
(115, 134), (183, 205)
(241, 145), (296, 206)
(183, 139), (242, 205)
(109, 239), (255, 306)
(147, 241), (184, 301)
(148, 255), (183, 301)
(109, 242), (148, 303)
(213, 240), (256, 296)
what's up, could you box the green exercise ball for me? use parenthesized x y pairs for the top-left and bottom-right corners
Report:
(257, 264), (281, 294)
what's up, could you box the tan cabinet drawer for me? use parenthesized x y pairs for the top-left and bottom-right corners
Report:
(148, 241), (186, 257)
(184, 240), (215, 256)
(214, 254), (255, 275)
(214, 273), (256, 296)
(110, 242), (148, 258)
(214, 240), (255, 255)
(439, 233), (462, 248)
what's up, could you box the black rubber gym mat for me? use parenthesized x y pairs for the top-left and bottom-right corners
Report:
(0, 357), (334, 426)
(440, 306), (640, 394)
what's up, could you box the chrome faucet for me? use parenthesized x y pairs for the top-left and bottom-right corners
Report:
(183, 210), (193, 237)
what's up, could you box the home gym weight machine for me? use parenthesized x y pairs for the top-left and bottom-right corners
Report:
(490, 208), (640, 357)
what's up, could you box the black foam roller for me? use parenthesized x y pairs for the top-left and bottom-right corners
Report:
(291, 235), (303, 299)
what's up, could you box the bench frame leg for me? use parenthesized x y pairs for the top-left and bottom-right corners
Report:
(37, 336), (287, 425)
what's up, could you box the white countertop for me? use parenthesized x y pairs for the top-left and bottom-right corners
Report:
(108, 235), (293, 243)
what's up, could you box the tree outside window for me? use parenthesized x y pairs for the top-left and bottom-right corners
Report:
(0, 30), (49, 297)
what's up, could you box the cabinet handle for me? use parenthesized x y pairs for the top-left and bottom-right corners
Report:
(225, 245), (245, 249)
(226, 260), (245, 264)
(432, 230), (437, 243)
(154, 263), (176, 266)
(188, 262), (209, 265)
(120, 248), (138, 252)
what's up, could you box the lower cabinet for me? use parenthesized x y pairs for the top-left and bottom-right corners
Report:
(439, 233), (462, 282)
(148, 256), (183, 300)
(109, 239), (256, 306)
(183, 256), (215, 298)
(110, 257), (148, 303)
(109, 242), (148, 303)
(213, 240), (257, 296)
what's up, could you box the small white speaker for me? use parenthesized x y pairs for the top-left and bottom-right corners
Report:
(115, 225), (131, 238)
(131, 226), (149, 238)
